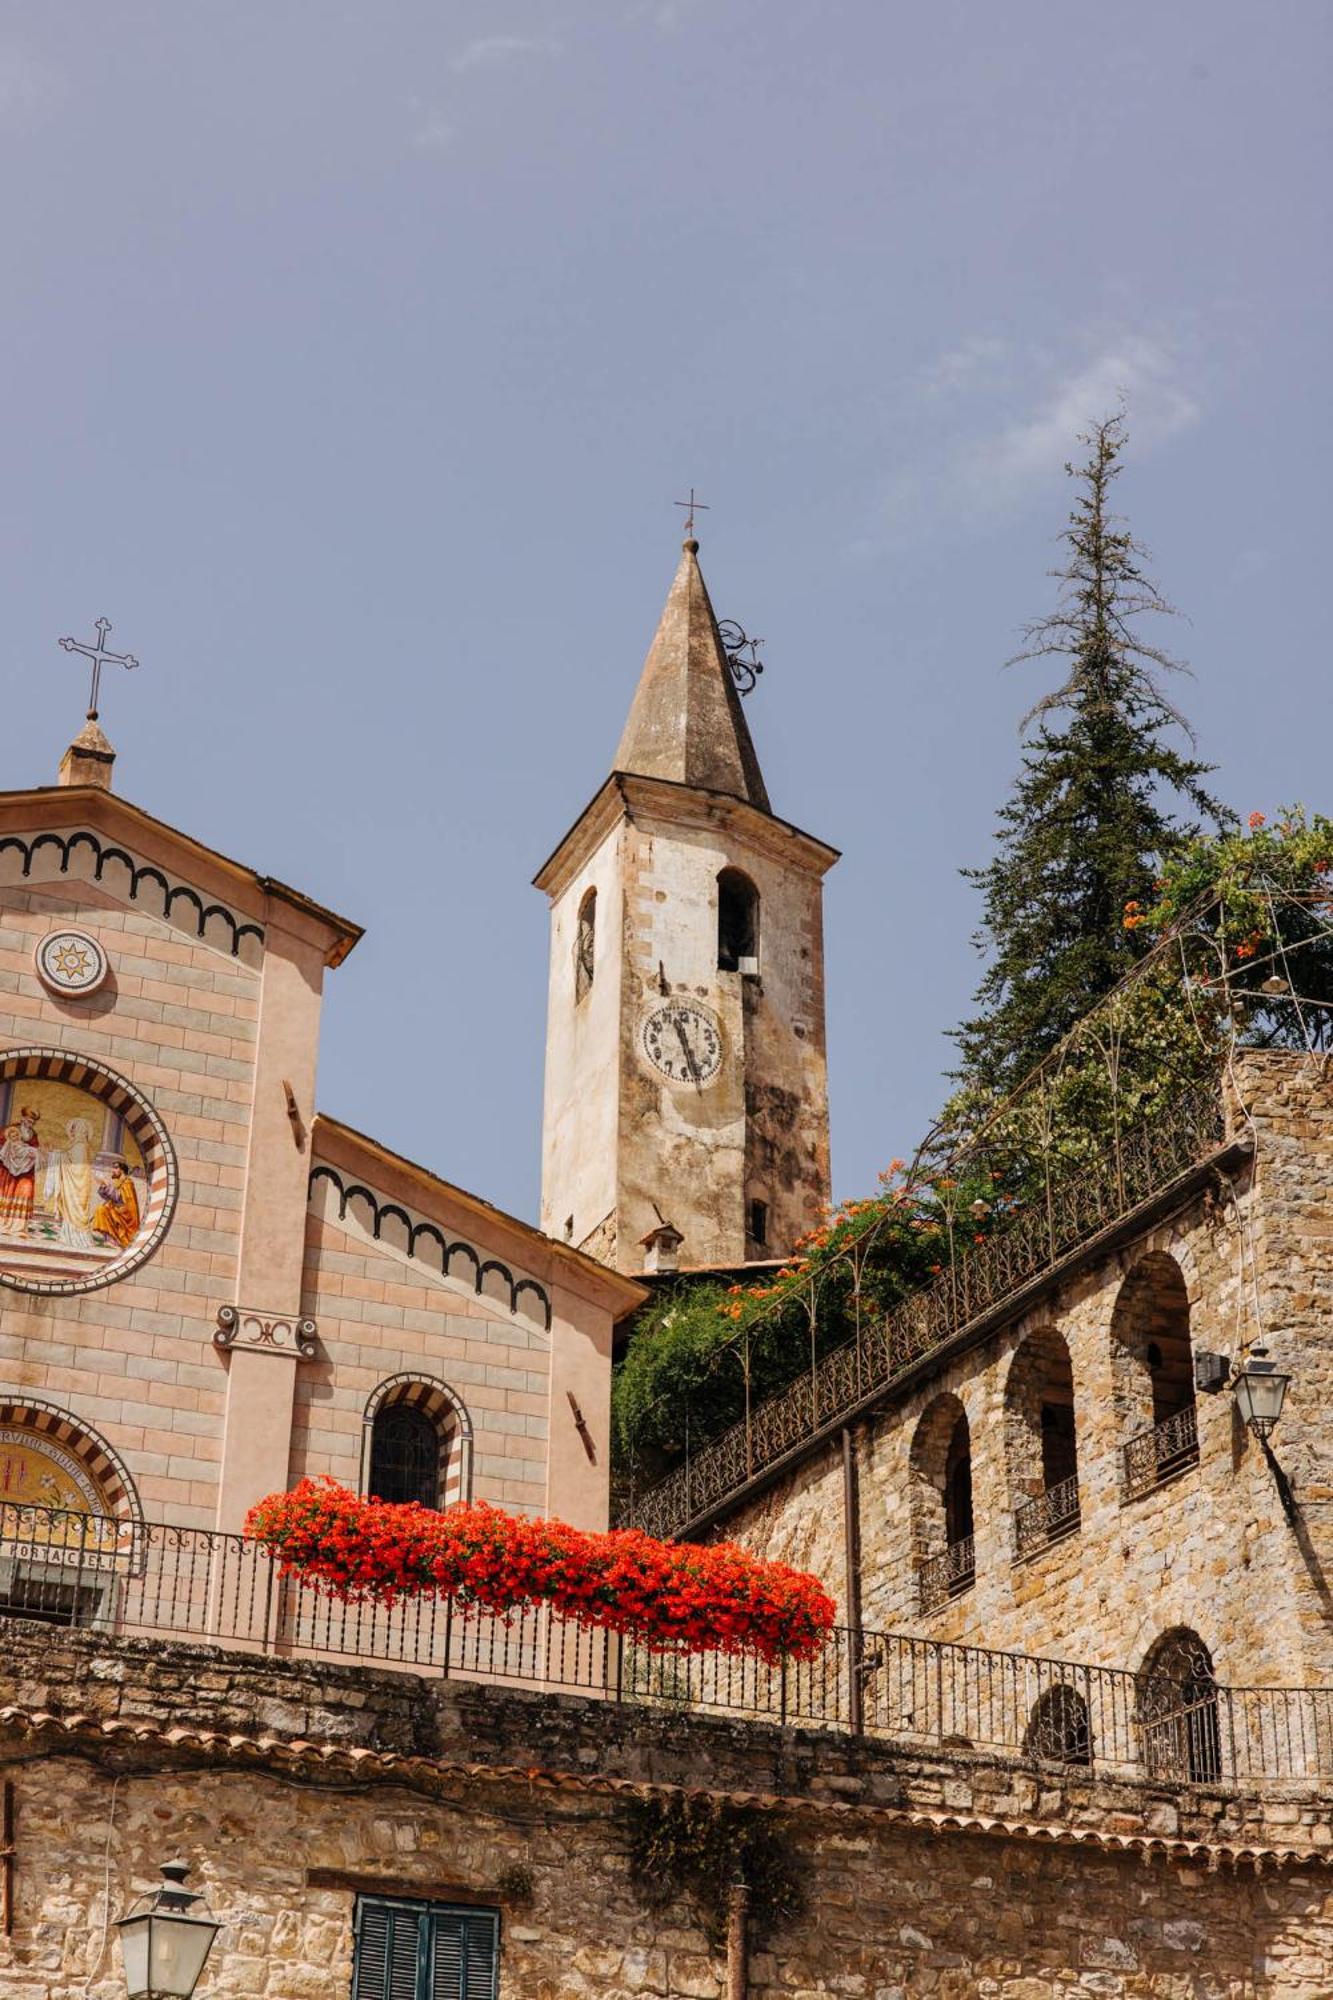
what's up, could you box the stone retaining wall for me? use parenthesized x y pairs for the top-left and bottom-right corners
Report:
(2, 1625), (1332, 1997)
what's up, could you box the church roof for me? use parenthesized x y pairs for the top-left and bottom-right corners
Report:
(613, 539), (771, 811)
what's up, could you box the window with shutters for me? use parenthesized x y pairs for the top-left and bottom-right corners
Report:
(353, 1896), (499, 2000)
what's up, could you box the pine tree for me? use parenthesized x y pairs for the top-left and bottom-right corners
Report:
(952, 415), (1225, 1102)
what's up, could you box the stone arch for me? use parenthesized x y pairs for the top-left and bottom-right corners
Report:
(0, 1398), (145, 1621)
(1004, 1326), (1080, 1555)
(1024, 1682), (1092, 1765)
(717, 867), (760, 972)
(361, 1374), (473, 1508)
(1111, 1252), (1198, 1496)
(909, 1393), (975, 1609)
(1138, 1626), (1221, 1782)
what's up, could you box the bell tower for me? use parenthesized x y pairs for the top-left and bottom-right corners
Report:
(536, 537), (838, 1277)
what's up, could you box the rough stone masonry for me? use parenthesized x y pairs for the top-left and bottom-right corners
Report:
(2, 1622), (1333, 1997)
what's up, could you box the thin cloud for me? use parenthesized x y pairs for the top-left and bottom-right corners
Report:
(867, 331), (1202, 547)
(450, 34), (561, 74)
(408, 101), (454, 152)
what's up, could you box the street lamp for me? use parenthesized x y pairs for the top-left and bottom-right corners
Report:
(1232, 1346), (1292, 1443)
(116, 1861), (220, 1999)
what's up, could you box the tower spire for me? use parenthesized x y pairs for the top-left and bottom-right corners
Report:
(613, 539), (771, 811)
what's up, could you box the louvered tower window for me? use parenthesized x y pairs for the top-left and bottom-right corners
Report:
(353, 1897), (499, 2000)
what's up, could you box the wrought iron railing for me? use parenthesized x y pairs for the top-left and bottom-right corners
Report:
(1013, 1474), (1081, 1559)
(626, 1078), (1227, 1539)
(917, 1536), (976, 1613)
(1123, 1401), (1200, 1500)
(1, 1501), (1328, 1785)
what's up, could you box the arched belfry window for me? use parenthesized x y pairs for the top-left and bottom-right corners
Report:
(575, 887), (596, 1002)
(368, 1404), (440, 1509)
(717, 869), (759, 973)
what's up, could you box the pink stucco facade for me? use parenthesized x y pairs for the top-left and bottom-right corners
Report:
(0, 758), (642, 1543)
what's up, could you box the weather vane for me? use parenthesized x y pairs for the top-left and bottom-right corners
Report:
(59, 618), (138, 721)
(674, 488), (710, 538)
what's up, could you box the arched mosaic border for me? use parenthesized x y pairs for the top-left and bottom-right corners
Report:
(361, 1372), (475, 1506)
(0, 1046), (179, 1296)
(0, 1394), (144, 1525)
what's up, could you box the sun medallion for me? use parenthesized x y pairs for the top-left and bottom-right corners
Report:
(35, 929), (109, 998)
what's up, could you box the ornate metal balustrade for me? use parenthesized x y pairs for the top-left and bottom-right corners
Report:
(917, 1535), (975, 1614)
(1123, 1401), (1200, 1501)
(1013, 1474), (1081, 1560)
(1, 1500), (1328, 1785)
(626, 1077), (1228, 1541)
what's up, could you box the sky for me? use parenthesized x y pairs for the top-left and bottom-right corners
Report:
(2, 1), (1329, 1222)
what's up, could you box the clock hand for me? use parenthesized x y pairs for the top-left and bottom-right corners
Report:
(674, 1017), (702, 1084)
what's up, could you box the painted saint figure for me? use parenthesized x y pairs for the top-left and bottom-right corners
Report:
(91, 1161), (141, 1251)
(0, 1107), (41, 1238)
(44, 1117), (97, 1247)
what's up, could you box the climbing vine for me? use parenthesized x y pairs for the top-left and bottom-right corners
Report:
(624, 1795), (805, 1948)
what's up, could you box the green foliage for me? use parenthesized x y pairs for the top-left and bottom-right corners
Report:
(625, 1794), (805, 1947)
(1142, 807), (1333, 1046)
(953, 413), (1225, 1101)
(611, 1171), (991, 1480)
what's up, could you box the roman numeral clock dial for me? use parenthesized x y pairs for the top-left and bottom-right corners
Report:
(642, 1001), (723, 1086)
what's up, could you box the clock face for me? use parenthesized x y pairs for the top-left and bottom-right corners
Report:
(642, 1001), (723, 1085)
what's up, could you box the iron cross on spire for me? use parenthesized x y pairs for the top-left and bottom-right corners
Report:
(674, 488), (710, 537)
(59, 618), (138, 721)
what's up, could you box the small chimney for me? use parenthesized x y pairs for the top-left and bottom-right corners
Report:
(57, 717), (116, 791)
(639, 1220), (684, 1275)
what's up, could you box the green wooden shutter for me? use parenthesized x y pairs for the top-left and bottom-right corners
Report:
(430, 1910), (499, 2000)
(353, 1900), (427, 2000)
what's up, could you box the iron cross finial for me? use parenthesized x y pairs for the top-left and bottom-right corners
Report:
(58, 617), (139, 721)
(674, 488), (710, 538)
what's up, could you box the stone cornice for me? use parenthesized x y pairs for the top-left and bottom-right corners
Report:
(533, 772), (840, 901)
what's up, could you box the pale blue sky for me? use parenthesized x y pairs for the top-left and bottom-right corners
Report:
(2, 2), (1328, 1219)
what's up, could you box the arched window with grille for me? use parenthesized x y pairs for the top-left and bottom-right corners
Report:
(1111, 1253), (1198, 1499)
(909, 1393), (976, 1613)
(1025, 1683), (1092, 1766)
(717, 868), (760, 973)
(1139, 1627), (1221, 1782)
(1004, 1326), (1080, 1559)
(368, 1403), (441, 1509)
(575, 887), (596, 1002)
(363, 1376), (474, 1511)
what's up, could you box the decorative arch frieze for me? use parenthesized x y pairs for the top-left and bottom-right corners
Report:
(308, 1164), (552, 1331)
(0, 828), (264, 964)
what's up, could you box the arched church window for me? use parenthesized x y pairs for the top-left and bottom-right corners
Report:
(368, 1404), (441, 1509)
(910, 1393), (976, 1613)
(575, 888), (597, 1002)
(1139, 1627), (1221, 1782)
(717, 869), (760, 973)
(1111, 1253), (1198, 1499)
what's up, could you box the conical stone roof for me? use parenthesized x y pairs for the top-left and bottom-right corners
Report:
(613, 540), (771, 812)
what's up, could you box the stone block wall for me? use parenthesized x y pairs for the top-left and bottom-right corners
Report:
(1, 1625), (1332, 1998)
(715, 1051), (1333, 1691)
